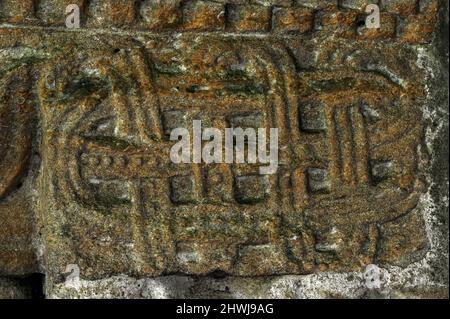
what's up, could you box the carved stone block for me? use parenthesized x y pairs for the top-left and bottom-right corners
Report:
(0, 0), (447, 299)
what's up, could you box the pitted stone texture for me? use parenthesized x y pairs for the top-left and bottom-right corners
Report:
(182, 0), (225, 30)
(0, 0), (447, 299)
(0, 1), (440, 42)
(0, 55), (39, 276)
(29, 36), (429, 280)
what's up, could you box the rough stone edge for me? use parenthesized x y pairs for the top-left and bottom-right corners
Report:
(43, 1), (448, 299)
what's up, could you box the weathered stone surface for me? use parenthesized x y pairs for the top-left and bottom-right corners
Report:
(0, 0), (447, 299)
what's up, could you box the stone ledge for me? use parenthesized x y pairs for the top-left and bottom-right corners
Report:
(0, 0), (439, 43)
